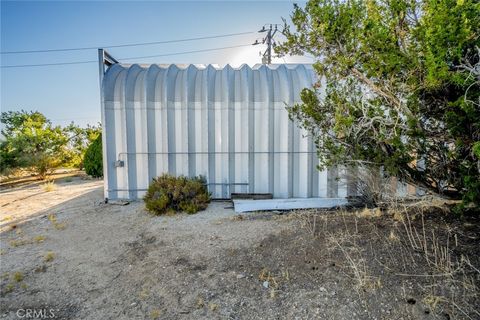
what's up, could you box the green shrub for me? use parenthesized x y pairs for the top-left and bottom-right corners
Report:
(144, 174), (211, 215)
(83, 134), (103, 178)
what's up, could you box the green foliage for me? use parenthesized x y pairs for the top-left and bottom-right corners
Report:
(144, 174), (211, 215)
(63, 123), (101, 169)
(0, 110), (101, 178)
(1, 110), (67, 179)
(83, 134), (103, 178)
(277, 0), (480, 211)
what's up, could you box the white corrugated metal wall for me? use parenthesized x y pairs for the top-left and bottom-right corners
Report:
(101, 63), (347, 200)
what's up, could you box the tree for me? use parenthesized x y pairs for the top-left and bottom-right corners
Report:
(0, 110), (101, 179)
(1, 110), (68, 179)
(63, 123), (101, 169)
(276, 0), (480, 210)
(83, 134), (103, 178)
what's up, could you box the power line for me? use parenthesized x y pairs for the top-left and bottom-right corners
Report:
(1, 60), (96, 68)
(0, 32), (254, 55)
(0, 44), (252, 68)
(121, 44), (250, 60)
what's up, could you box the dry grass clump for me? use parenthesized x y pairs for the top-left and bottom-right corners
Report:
(208, 302), (218, 311)
(297, 202), (479, 319)
(258, 267), (290, 296)
(149, 309), (161, 319)
(325, 229), (382, 292)
(9, 239), (29, 247)
(34, 235), (46, 243)
(0, 215), (13, 222)
(42, 180), (57, 192)
(355, 207), (382, 219)
(195, 296), (205, 308)
(48, 213), (66, 230)
(9, 234), (47, 248)
(44, 251), (55, 262)
(342, 165), (397, 207)
(13, 271), (23, 282)
(2, 271), (27, 294)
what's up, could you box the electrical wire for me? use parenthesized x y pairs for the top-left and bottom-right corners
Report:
(1, 60), (96, 68)
(0, 44), (252, 68)
(121, 44), (250, 60)
(0, 31), (254, 54)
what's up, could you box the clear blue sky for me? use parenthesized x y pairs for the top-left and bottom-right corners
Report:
(1, 1), (311, 128)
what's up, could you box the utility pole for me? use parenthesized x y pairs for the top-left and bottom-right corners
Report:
(253, 24), (282, 64)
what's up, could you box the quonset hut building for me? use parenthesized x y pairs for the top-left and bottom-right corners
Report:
(99, 50), (347, 201)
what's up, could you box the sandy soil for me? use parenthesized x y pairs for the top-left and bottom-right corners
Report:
(0, 178), (479, 319)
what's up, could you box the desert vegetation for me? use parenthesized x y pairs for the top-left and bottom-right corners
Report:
(144, 174), (211, 215)
(83, 134), (103, 178)
(277, 0), (480, 213)
(1, 179), (478, 319)
(0, 110), (101, 180)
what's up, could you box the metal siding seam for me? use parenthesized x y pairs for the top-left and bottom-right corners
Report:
(292, 67), (301, 197)
(302, 68), (314, 198)
(113, 66), (127, 199)
(256, 66), (268, 193)
(308, 67), (320, 197)
(193, 70), (201, 176)
(98, 54), (108, 200)
(273, 65), (288, 197)
(267, 67), (275, 195)
(220, 69), (228, 198)
(207, 66), (216, 197)
(187, 66), (197, 177)
(158, 68), (169, 175)
(287, 68), (294, 198)
(125, 65), (140, 199)
(146, 65), (159, 184)
(248, 67), (255, 194)
(104, 92), (115, 200)
(137, 69), (148, 199)
(103, 65), (123, 200)
(307, 134), (314, 197)
(311, 140), (319, 197)
(227, 66), (235, 197)
(118, 70), (129, 199)
(197, 69), (208, 178)
(298, 65), (310, 198)
(174, 70), (186, 176)
(166, 65), (178, 176)
(213, 70), (228, 198)
(238, 66), (249, 194)
(233, 70), (241, 194)
(222, 69), (229, 198)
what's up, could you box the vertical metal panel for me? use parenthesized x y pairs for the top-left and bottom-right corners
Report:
(146, 65), (159, 185)
(207, 66), (216, 196)
(102, 63), (337, 200)
(102, 64), (118, 200)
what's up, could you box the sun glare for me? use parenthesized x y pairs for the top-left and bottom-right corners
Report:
(228, 45), (315, 67)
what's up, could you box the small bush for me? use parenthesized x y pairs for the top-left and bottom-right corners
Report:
(83, 134), (103, 178)
(144, 174), (211, 215)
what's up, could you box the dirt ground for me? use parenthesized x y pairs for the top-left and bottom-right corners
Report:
(0, 177), (479, 320)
